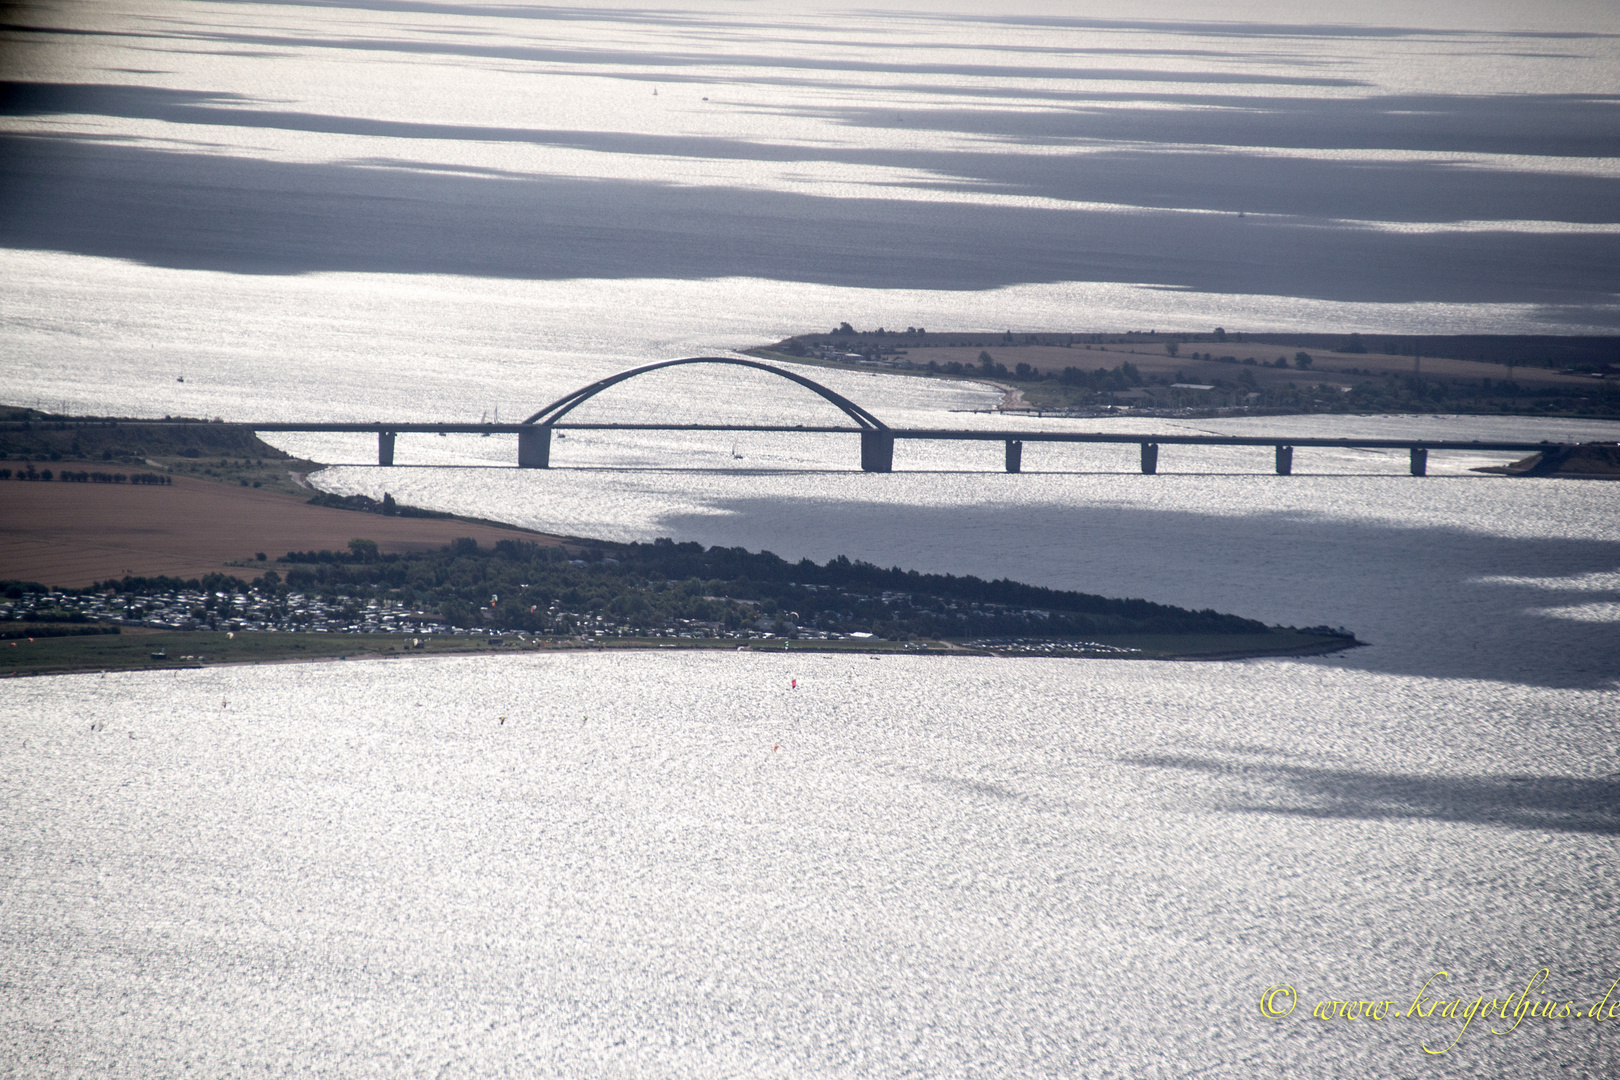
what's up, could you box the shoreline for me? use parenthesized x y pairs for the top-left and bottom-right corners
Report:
(4, 405), (1361, 675)
(747, 330), (1620, 420)
(0, 626), (1364, 679)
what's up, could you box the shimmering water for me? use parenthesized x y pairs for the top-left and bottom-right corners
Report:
(4, 0), (1620, 1075)
(288, 409), (1620, 691)
(5, 653), (1617, 1078)
(5, 418), (1617, 1078)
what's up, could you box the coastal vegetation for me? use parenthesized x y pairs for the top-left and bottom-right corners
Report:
(753, 329), (1620, 418)
(0, 406), (319, 494)
(1474, 443), (1620, 478)
(66, 536), (1301, 641)
(259, 536), (1286, 640)
(2, 537), (1357, 675)
(0, 404), (1365, 675)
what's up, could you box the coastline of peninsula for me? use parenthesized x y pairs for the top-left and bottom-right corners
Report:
(1, 407), (1358, 677)
(748, 328), (1620, 420)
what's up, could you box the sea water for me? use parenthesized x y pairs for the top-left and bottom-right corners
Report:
(4, 0), (1620, 1075)
(4, 401), (1617, 1079)
(4, 650), (1616, 1077)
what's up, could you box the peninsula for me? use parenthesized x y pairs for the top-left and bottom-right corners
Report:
(1, 408), (1357, 676)
(750, 328), (1620, 419)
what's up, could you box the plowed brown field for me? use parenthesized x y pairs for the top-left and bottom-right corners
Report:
(2, 476), (564, 587)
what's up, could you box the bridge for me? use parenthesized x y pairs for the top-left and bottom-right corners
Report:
(19, 357), (1567, 476)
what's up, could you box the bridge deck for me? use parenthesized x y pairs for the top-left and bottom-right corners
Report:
(8, 352), (1574, 476)
(4, 419), (1562, 454)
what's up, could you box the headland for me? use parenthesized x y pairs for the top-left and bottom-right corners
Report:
(1, 407), (1358, 676)
(749, 328), (1620, 419)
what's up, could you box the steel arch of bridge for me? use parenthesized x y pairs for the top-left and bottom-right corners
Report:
(522, 356), (888, 430)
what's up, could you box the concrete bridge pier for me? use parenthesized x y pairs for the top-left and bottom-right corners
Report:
(378, 431), (396, 466)
(861, 430), (894, 472)
(1005, 440), (1023, 473)
(1410, 447), (1428, 476)
(1140, 442), (1158, 474)
(1275, 445), (1293, 475)
(518, 426), (551, 469)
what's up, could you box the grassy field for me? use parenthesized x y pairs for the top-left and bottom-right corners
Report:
(0, 406), (323, 495)
(0, 626), (1357, 678)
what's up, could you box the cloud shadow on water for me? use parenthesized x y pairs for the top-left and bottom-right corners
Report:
(7, 83), (1616, 225)
(2, 127), (1617, 310)
(791, 93), (1620, 164)
(927, 13), (1619, 42)
(651, 494), (1620, 690)
(1122, 753), (1620, 836)
(61, 24), (1373, 87)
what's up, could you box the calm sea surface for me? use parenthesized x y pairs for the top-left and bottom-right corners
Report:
(4, 1), (1619, 1076)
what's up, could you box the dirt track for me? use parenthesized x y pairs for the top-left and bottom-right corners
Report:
(1, 476), (565, 587)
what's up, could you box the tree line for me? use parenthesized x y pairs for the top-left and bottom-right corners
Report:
(76, 537), (1292, 641)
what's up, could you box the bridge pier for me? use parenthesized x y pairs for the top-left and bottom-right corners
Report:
(518, 426), (551, 469)
(1275, 445), (1293, 475)
(1140, 442), (1158, 475)
(861, 430), (894, 472)
(378, 431), (396, 466)
(1005, 440), (1023, 473)
(1410, 447), (1427, 476)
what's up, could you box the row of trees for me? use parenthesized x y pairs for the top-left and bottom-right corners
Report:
(86, 537), (1276, 640)
(2, 468), (172, 483)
